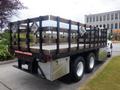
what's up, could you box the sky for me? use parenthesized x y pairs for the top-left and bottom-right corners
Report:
(12, 0), (120, 23)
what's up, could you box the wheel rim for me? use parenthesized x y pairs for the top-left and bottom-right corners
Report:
(89, 57), (95, 69)
(76, 62), (84, 77)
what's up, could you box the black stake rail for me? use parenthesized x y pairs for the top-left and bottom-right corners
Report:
(98, 28), (100, 47)
(94, 27), (96, 47)
(100, 29), (102, 46)
(101, 29), (102, 46)
(39, 17), (43, 53)
(105, 29), (108, 44)
(104, 29), (107, 45)
(68, 20), (71, 52)
(26, 19), (30, 52)
(104, 29), (106, 45)
(84, 25), (86, 49)
(56, 17), (60, 54)
(89, 26), (92, 48)
(17, 21), (20, 50)
(102, 29), (104, 46)
(77, 22), (80, 49)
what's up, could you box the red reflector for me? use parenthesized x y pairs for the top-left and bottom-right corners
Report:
(15, 50), (23, 54)
(15, 50), (32, 56)
(24, 52), (32, 56)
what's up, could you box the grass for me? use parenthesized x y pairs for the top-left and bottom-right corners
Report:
(80, 56), (120, 90)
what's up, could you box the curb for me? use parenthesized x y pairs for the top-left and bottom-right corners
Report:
(0, 59), (17, 65)
(79, 57), (112, 90)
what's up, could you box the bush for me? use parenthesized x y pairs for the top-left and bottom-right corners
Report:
(0, 32), (14, 61)
(0, 45), (13, 61)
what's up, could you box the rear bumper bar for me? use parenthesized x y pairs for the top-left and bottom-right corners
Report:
(15, 50), (32, 56)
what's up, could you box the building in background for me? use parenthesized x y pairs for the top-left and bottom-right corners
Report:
(85, 10), (120, 40)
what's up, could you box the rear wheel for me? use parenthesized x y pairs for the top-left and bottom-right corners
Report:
(70, 56), (85, 82)
(107, 44), (112, 57)
(107, 52), (112, 57)
(18, 59), (22, 69)
(107, 43), (112, 57)
(85, 53), (95, 73)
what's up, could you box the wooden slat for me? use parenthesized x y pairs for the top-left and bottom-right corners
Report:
(42, 27), (77, 33)
(11, 16), (49, 24)
(29, 15), (49, 22)
(50, 15), (80, 25)
(49, 15), (69, 24)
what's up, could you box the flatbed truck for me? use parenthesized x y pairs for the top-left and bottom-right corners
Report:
(9, 15), (110, 82)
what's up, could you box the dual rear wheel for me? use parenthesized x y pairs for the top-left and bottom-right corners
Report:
(85, 53), (96, 73)
(70, 53), (96, 82)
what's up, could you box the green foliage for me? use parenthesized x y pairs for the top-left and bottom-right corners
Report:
(0, 45), (13, 61)
(0, 32), (14, 61)
(19, 33), (36, 42)
(0, 32), (10, 45)
(17, 33), (37, 46)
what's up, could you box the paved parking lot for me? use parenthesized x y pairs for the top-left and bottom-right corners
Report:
(0, 43), (119, 90)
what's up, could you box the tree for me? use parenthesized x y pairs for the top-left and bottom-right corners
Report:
(0, 0), (25, 31)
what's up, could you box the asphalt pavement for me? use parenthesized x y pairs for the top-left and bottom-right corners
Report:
(112, 43), (120, 56)
(0, 43), (120, 90)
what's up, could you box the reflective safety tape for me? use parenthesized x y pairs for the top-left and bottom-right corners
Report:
(15, 50), (32, 56)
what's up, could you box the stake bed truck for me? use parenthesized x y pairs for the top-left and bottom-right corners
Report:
(9, 15), (111, 82)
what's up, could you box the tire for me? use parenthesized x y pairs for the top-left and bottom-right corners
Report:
(85, 53), (95, 73)
(107, 44), (112, 57)
(107, 52), (112, 57)
(18, 59), (22, 69)
(70, 56), (85, 82)
(28, 61), (38, 73)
